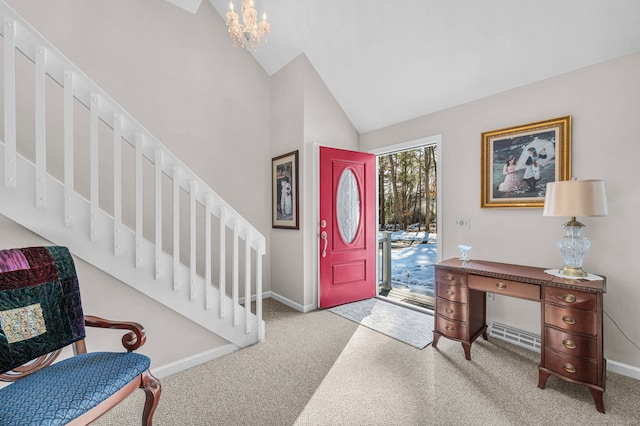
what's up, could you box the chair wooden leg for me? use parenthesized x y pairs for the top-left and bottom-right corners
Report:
(140, 370), (162, 426)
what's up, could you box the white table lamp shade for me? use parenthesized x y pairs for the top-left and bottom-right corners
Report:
(543, 180), (609, 218)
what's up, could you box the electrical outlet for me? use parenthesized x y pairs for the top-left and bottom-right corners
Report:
(454, 218), (470, 229)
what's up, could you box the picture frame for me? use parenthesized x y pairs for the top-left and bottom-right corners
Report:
(481, 115), (572, 208)
(272, 150), (299, 229)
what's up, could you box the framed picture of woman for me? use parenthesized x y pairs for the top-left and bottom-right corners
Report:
(481, 116), (572, 208)
(272, 150), (299, 229)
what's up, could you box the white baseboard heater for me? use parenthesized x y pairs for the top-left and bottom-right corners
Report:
(489, 322), (541, 352)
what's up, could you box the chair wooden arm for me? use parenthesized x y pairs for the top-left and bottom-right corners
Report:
(83, 315), (147, 352)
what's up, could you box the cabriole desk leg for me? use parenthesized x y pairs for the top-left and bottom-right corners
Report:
(588, 388), (606, 414)
(539, 370), (605, 414)
(432, 331), (441, 348)
(462, 343), (471, 360)
(537, 370), (550, 389)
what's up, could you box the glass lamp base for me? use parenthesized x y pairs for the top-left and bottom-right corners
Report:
(558, 265), (587, 278)
(557, 221), (590, 278)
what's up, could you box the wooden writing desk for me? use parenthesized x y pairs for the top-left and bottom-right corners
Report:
(432, 258), (606, 413)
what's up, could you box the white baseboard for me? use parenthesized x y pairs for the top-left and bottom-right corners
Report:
(607, 359), (640, 380)
(267, 291), (316, 312)
(152, 343), (239, 379)
(237, 291), (316, 313)
(239, 292), (267, 304)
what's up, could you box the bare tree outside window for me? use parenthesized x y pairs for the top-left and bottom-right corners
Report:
(378, 146), (437, 233)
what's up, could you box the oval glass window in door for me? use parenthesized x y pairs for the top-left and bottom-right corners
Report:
(336, 168), (360, 244)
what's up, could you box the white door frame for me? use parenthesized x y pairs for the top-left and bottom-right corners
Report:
(367, 134), (444, 294)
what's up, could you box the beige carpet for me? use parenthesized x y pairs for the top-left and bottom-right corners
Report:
(94, 298), (640, 425)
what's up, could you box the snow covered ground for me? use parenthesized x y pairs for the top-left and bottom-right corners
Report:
(379, 231), (437, 296)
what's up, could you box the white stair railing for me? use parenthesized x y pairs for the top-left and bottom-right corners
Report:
(0, 1), (265, 347)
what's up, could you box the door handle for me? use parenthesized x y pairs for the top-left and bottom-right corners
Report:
(321, 231), (328, 258)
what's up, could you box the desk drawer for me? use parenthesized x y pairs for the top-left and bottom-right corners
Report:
(468, 275), (540, 301)
(545, 287), (597, 310)
(435, 269), (467, 286)
(436, 298), (467, 322)
(436, 283), (468, 303)
(545, 326), (598, 360)
(544, 348), (598, 385)
(435, 315), (466, 340)
(545, 304), (597, 336)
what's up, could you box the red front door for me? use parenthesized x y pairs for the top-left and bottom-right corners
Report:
(319, 146), (376, 308)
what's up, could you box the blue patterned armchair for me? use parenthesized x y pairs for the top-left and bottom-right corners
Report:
(0, 246), (161, 425)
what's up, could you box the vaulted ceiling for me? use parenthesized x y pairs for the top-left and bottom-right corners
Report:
(170, 0), (640, 134)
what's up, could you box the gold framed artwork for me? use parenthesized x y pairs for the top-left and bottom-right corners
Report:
(481, 116), (572, 208)
(272, 150), (299, 229)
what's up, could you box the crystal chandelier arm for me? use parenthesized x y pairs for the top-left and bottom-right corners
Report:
(226, 0), (269, 51)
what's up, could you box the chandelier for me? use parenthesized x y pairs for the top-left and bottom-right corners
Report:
(226, 0), (270, 51)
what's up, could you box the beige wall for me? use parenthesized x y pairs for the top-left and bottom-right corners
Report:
(270, 54), (358, 310)
(361, 53), (640, 369)
(270, 55), (305, 305)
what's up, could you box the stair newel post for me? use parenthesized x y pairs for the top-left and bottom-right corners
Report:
(90, 93), (100, 242)
(255, 240), (264, 341)
(244, 229), (252, 334)
(219, 206), (227, 318)
(173, 165), (181, 290)
(3, 18), (16, 191)
(189, 180), (197, 301)
(63, 70), (75, 227)
(154, 150), (163, 279)
(35, 45), (47, 209)
(232, 218), (239, 327)
(113, 113), (123, 256)
(205, 194), (213, 310)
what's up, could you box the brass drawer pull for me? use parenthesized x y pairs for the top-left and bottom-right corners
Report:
(446, 289), (455, 296)
(446, 325), (455, 331)
(562, 315), (576, 325)
(496, 282), (507, 290)
(445, 308), (454, 314)
(446, 274), (454, 281)
(562, 363), (577, 374)
(562, 339), (577, 350)
(563, 294), (577, 303)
